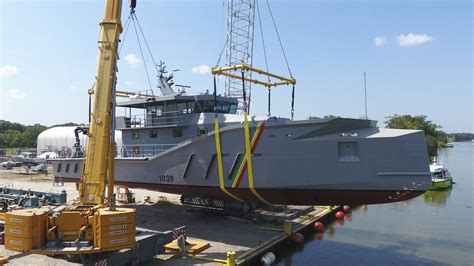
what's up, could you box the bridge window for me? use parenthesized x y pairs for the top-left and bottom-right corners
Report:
(57, 163), (62, 173)
(65, 164), (70, 173)
(338, 142), (359, 162)
(74, 163), (78, 173)
(149, 130), (158, 138)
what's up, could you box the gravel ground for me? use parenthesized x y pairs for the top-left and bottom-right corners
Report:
(0, 168), (287, 265)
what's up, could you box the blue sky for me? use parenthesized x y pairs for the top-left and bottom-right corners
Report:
(0, 0), (472, 132)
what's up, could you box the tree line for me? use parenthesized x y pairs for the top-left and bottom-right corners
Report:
(0, 120), (81, 149)
(308, 114), (458, 158)
(451, 133), (474, 142)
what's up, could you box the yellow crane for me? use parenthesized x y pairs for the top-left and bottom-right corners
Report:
(4, 0), (136, 257)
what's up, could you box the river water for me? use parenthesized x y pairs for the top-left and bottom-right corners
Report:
(277, 142), (473, 265)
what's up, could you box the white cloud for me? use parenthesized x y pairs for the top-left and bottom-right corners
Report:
(124, 53), (141, 67)
(192, 65), (211, 75)
(124, 81), (135, 87)
(0, 65), (19, 77)
(396, 33), (433, 47)
(7, 89), (27, 99)
(374, 36), (387, 47)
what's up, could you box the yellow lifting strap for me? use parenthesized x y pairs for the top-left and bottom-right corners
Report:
(243, 112), (271, 205)
(214, 117), (244, 203)
(211, 64), (296, 88)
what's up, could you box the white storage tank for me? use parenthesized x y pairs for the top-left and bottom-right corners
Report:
(37, 126), (122, 157)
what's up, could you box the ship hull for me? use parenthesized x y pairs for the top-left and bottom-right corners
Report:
(51, 118), (431, 205)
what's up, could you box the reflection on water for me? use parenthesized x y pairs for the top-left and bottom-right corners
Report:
(422, 188), (452, 206)
(277, 142), (473, 265)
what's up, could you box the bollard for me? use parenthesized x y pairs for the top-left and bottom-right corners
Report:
(177, 235), (187, 257)
(226, 250), (236, 266)
(283, 220), (292, 236)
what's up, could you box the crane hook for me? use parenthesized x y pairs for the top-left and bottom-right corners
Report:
(129, 0), (136, 10)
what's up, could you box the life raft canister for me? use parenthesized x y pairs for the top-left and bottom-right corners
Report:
(132, 146), (140, 156)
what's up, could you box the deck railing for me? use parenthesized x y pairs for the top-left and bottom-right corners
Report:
(43, 144), (177, 159)
(126, 111), (189, 128)
(119, 144), (177, 158)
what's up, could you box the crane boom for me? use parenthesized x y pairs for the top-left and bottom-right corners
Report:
(5, 0), (137, 256)
(80, 0), (123, 205)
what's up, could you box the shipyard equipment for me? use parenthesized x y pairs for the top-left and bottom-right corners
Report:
(4, 0), (137, 258)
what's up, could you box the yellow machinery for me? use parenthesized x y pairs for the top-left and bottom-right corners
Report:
(4, 0), (136, 256)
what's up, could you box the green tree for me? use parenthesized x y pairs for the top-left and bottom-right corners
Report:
(22, 124), (48, 147)
(385, 114), (446, 158)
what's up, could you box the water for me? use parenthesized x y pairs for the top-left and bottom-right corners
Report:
(277, 142), (473, 265)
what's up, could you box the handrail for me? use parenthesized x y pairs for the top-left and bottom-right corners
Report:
(127, 111), (188, 127)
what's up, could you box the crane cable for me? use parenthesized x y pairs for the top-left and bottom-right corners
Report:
(265, 0), (292, 78)
(256, 0), (272, 116)
(264, 0), (295, 120)
(118, 12), (133, 55)
(130, 10), (153, 91)
(132, 12), (160, 74)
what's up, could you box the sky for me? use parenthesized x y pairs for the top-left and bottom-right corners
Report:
(0, 0), (472, 133)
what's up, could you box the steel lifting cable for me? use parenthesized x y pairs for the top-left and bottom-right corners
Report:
(265, 0), (293, 78)
(132, 12), (160, 73)
(215, 0), (227, 67)
(131, 13), (153, 91)
(118, 12), (133, 55)
(265, 0), (296, 119)
(256, 0), (272, 116)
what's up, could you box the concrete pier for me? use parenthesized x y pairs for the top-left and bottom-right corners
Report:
(0, 169), (339, 265)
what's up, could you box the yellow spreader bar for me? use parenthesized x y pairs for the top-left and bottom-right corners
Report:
(214, 117), (244, 203)
(211, 64), (296, 88)
(244, 112), (271, 205)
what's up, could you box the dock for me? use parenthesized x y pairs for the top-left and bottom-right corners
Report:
(0, 169), (345, 265)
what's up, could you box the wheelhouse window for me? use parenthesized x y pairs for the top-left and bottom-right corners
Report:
(338, 142), (359, 162)
(149, 130), (158, 138)
(203, 101), (237, 114)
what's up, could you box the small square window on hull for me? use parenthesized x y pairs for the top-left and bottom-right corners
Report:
(132, 131), (140, 139)
(173, 128), (182, 137)
(338, 141), (359, 162)
(149, 130), (158, 138)
(197, 127), (208, 136)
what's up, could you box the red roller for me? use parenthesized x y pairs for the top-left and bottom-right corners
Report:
(343, 205), (351, 212)
(335, 211), (345, 220)
(291, 232), (304, 244)
(313, 222), (325, 232)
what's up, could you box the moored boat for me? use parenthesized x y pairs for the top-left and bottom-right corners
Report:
(428, 162), (453, 190)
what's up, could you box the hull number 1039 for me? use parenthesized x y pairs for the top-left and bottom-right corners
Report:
(158, 175), (174, 183)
